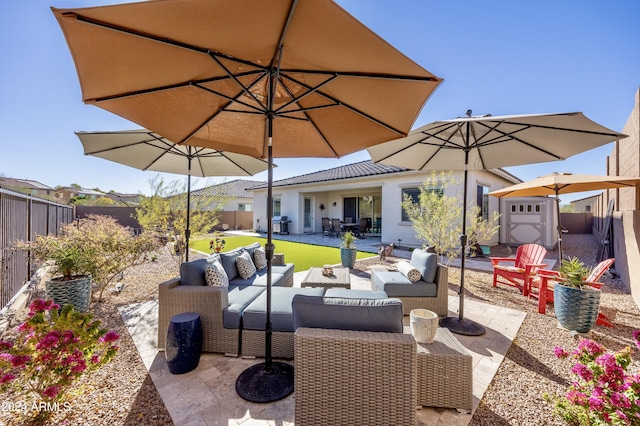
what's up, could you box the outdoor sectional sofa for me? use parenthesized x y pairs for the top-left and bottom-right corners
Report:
(157, 242), (297, 356)
(370, 249), (449, 317)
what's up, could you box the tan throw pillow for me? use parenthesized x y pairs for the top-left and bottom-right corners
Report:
(397, 260), (422, 282)
(253, 247), (267, 270)
(204, 260), (229, 287)
(236, 251), (257, 279)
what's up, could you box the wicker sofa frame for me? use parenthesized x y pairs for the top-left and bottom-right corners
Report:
(294, 327), (417, 426)
(371, 263), (449, 317)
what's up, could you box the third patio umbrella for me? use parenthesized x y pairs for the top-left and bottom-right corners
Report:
(489, 172), (640, 262)
(76, 129), (270, 262)
(368, 111), (627, 336)
(53, 0), (443, 402)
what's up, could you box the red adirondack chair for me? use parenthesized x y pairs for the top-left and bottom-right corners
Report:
(490, 244), (548, 296)
(529, 258), (615, 327)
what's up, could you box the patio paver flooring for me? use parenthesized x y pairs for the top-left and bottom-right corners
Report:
(119, 263), (526, 426)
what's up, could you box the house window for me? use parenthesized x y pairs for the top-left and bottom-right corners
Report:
(401, 186), (442, 221)
(401, 187), (420, 221)
(477, 185), (489, 221)
(238, 203), (252, 212)
(273, 198), (281, 217)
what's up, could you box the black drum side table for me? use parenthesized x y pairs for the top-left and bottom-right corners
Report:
(166, 312), (203, 374)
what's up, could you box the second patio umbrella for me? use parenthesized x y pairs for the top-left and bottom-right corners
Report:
(368, 111), (627, 336)
(489, 172), (640, 262)
(76, 129), (269, 261)
(53, 0), (443, 402)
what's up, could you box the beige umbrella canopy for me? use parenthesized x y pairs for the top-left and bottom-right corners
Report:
(489, 172), (640, 261)
(368, 111), (627, 336)
(53, 0), (442, 402)
(52, 0), (442, 159)
(76, 129), (270, 261)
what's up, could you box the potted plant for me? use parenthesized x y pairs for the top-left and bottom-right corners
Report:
(17, 230), (98, 313)
(553, 257), (601, 333)
(340, 231), (358, 268)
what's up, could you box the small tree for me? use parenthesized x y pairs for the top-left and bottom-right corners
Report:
(135, 175), (229, 265)
(401, 171), (500, 265)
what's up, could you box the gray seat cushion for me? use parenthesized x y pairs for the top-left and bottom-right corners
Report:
(292, 295), (404, 333)
(179, 255), (221, 286)
(324, 289), (388, 299)
(242, 287), (324, 332)
(223, 285), (266, 328)
(410, 250), (438, 283)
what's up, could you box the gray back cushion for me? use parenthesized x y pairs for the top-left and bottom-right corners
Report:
(219, 248), (243, 281)
(410, 250), (438, 283)
(292, 295), (403, 333)
(179, 255), (220, 286)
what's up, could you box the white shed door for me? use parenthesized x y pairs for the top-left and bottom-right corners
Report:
(505, 201), (545, 245)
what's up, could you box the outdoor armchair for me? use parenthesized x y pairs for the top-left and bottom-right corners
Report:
(490, 243), (547, 296)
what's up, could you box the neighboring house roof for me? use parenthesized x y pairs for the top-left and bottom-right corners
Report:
(570, 194), (600, 204)
(249, 160), (521, 189)
(0, 177), (54, 191)
(191, 179), (263, 198)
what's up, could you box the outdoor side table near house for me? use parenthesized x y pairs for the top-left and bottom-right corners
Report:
(166, 312), (203, 374)
(301, 266), (351, 290)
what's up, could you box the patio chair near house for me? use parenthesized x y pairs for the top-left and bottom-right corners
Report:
(354, 218), (368, 238)
(490, 243), (547, 296)
(321, 217), (333, 237)
(529, 258), (615, 327)
(331, 218), (341, 238)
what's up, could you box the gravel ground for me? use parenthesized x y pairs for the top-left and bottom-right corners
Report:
(1, 234), (638, 425)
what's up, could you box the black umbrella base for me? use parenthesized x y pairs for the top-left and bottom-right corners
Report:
(236, 361), (294, 403)
(441, 316), (486, 336)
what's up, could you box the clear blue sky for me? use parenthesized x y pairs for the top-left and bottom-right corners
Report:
(1, 1), (638, 203)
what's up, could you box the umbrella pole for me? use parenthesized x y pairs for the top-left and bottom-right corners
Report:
(555, 188), (563, 263)
(185, 155), (192, 262)
(440, 126), (485, 336)
(236, 114), (294, 403)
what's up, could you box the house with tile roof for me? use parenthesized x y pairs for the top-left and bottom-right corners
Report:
(250, 160), (528, 249)
(0, 177), (55, 199)
(192, 179), (264, 230)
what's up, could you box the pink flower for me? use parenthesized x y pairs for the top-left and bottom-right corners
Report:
(0, 340), (13, 350)
(572, 363), (594, 381)
(90, 355), (100, 364)
(10, 355), (30, 368)
(42, 385), (61, 399)
(554, 346), (569, 358)
(0, 373), (16, 384)
(99, 331), (120, 343)
(588, 395), (605, 411)
(566, 389), (587, 405)
(576, 339), (605, 357)
(36, 330), (61, 350)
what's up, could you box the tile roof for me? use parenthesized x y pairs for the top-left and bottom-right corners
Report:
(250, 160), (408, 189)
(191, 179), (264, 198)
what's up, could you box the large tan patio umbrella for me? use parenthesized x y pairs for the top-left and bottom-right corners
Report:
(53, 0), (442, 402)
(489, 172), (640, 262)
(368, 111), (627, 336)
(76, 129), (270, 262)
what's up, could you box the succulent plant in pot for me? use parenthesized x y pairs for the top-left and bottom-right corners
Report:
(554, 257), (601, 333)
(340, 231), (358, 268)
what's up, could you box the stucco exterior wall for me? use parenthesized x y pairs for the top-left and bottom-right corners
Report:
(253, 168), (518, 248)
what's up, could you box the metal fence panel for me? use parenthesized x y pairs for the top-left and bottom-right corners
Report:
(0, 188), (73, 309)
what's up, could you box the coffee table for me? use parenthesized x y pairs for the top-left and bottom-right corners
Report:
(301, 267), (351, 290)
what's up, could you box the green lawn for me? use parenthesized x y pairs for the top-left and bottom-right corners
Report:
(191, 236), (373, 272)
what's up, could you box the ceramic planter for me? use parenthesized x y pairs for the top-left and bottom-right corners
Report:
(554, 283), (601, 333)
(45, 275), (92, 312)
(340, 247), (357, 268)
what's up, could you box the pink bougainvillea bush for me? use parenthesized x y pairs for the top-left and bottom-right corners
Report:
(545, 331), (640, 425)
(0, 299), (119, 405)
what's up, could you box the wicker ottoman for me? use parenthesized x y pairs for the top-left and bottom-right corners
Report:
(409, 327), (473, 412)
